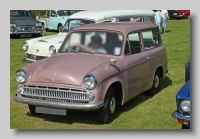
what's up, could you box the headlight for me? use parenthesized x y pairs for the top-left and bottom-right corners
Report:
(49, 45), (56, 55)
(38, 22), (42, 26)
(180, 100), (190, 112)
(35, 22), (39, 26)
(10, 23), (17, 27)
(83, 74), (97, 90)
(15, 69), (27, 83)
(22, 42), (29, 51)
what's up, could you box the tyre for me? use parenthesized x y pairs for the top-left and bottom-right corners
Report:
(147, 70), (161, 96)
(98, 86), (116, 124)
(182, 124), (190, 129)
(58, 24), (63, 32)
(28, 105), (41, 115)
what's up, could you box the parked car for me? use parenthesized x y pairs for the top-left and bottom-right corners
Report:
(23, 10), (158, 64)
(185, 60), (190, 82)
(10, 10), (45, 37)
(35, 10), (74, 32)
(168, 10), (185, 20)
(14, 22), (169, 124)
(172, 80), (190, 129)
(177, 10), (190, 19)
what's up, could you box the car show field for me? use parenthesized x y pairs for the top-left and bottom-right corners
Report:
(10, 13), (190, 129)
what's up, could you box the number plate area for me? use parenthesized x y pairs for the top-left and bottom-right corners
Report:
(36, 106), (67, 116)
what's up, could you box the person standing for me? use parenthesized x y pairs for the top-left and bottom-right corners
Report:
(155, 10), (162, 29)
(161, 10), (168, 34)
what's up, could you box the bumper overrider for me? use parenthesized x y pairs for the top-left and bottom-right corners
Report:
(14, 95), (104, 110)
(23, 54), (47, 63)
(172, 110), (190, 125)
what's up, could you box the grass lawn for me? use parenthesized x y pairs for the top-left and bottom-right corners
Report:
(10, 19), (190, 129)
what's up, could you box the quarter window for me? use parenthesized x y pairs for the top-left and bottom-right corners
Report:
(142, 28), (162, 51)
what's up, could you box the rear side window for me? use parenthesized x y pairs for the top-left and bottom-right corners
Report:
(142, 28), (162, 51)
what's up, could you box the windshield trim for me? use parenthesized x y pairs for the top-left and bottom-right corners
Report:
(59, 30), (125, 57)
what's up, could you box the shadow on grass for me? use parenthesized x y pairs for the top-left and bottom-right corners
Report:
(25, 76), (172, 126)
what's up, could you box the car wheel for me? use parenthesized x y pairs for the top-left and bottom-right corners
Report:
(98, 86), (116, 124)
(148, 70), (160, 96)
(28, 105), (41, 115)
(58, 24), (63, 32)
(182, 124), (190, 129)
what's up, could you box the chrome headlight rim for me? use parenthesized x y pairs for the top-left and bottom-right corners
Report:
(180, 99), (190, 112)
(83, 74), (97, 90)
(10, 23), (17, 28)
(15, 69), (27, 83)
(22, 42), (29, 51)
(49, 45), (56, 55)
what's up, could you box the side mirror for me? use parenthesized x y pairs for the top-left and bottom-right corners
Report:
(110, 59), (117, 66)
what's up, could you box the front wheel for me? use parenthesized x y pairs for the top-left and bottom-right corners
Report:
(58, 24), (63, 32)
(98, 86), (116, 124)
(182, 124), (190, 129)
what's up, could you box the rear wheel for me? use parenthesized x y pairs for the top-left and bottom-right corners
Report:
(98, 86), (116, 124)
(28, 105), (41, 115)
(147, 70), (161, 96)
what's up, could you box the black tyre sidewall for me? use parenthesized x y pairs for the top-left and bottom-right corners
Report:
(99, 86), (116, 124)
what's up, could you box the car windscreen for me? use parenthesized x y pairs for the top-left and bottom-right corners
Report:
(10, 10), (31, 18)
(59, 31), (124, 56)
(61, 19), (96, 32)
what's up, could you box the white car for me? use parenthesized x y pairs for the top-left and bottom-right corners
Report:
(23, 10), (157, 63)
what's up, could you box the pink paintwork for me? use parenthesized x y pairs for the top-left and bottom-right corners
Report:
(14, 22), (169, 124)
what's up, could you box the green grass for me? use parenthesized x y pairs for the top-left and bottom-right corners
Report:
(10, 19), (190, 129)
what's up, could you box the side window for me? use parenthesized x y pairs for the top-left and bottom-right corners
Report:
(128, 33), (141, 54)
(142, 28), (162, 51)
(51, 10), (56, 17)
(124, 33), (141, 55)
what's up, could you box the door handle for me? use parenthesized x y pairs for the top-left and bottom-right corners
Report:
(146, 56), (150, 60)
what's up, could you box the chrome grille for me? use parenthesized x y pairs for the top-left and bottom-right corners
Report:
(19, 85), (94, 102)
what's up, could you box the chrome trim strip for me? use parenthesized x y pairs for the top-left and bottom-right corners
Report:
(14, 95), (104, 110)
(172, 111), (190, 121)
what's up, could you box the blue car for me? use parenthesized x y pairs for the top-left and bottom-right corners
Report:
(185, 60), (190, 82)
(172, 79), (190, 129)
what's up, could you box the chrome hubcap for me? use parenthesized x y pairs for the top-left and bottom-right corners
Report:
(154, 75), (159, 88)
(109, 97), (116, 113)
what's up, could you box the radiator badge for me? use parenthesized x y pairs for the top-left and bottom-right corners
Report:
(46, 78), (61, 82)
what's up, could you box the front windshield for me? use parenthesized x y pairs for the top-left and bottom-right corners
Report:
(61, 19), (96, 32)
(57, 10), (74, 16)
(59, 31), (124, 56)
(10, 10), (31, 18)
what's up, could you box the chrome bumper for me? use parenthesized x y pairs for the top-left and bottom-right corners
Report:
(14, 95), (104, 111)
(172, 111), (190, 121)
(23, 58), (35, 63)
(10, 30), (45, 35)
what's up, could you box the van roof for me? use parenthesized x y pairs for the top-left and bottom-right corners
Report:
(70, 22), (158, 35)
(68, 10), (155, 22)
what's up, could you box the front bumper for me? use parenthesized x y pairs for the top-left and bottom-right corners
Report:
(14, 94), (104, 111)
(10, 26), (45, 35)
(172, 110), (190, 123)
(23, 58), (35, 63)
